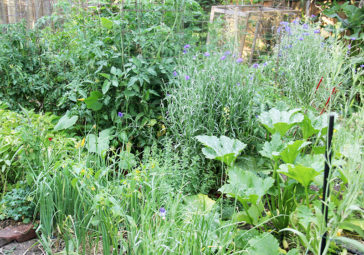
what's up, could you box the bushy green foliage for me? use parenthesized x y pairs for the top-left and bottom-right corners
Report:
(0, 186), (35, 223)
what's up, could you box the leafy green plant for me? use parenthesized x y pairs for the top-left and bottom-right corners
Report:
(0, 186), (35, 223)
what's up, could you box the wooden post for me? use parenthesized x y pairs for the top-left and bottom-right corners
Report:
(239, 12), (250, 58)
(249, 10), (263, 64)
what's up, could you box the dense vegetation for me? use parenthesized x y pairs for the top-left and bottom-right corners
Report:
(0, 0), (363, 254)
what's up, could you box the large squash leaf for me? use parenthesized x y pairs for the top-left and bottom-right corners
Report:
(258, 108), (304, 136)
(280, 140), (310, 164)
(246, 233), (280, 255)
(259, 133), (284, 161)
(54, 111), (78, 131)
(195, 135), (246, 166)
(219, 166), (274, 204)
(279, 164), (320, 188)
(184, 194), (216, 215)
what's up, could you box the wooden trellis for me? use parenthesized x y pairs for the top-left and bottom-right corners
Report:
(208, 5), (299, 63)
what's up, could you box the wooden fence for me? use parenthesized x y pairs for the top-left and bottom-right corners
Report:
(0, 0), (54, 26)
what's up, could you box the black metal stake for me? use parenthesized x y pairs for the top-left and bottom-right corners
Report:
(320, 114), (335, 255)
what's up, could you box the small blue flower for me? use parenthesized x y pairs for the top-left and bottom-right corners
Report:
(311, 14), (316, 18)
(184, 44), (191, 49)
(299, 37), (304, 41)
(288, 44), (292, 48)
(348, 44), (352, 50)
(351, 37), (356, 41)
(185, 75), (190, 81)
(204, 52), (210, 57)
(193, 56), (197, 60)
(263, 62), (268, 67)
(224, 51), (231, 55)
(237, 82), (241, 86)
(220, 55), (226, 61)
(159, 207), (166, 218)
(252, 63), (259, 68)
(173, 71), (178, 77)
(183, 49), (187, 54)
(249, 75), (254, 80)
(303, 32), (310, 36)
(236, 58), (243, 63)
(118, 112), (124, 118)
(280, 21), (289, 26)
(303, 23), (309, 29)
(361, 64), (364, 68)
(292, 19), (299, 25)
(314, 29), (320, 34)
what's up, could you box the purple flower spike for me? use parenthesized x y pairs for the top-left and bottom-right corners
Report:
(314, 29), (320, 34)
(303, 23), (309, 29)
(220, 55), (226, 61)
(224, 51), (231, 55)
(204, 52), (210, 57)
(173, 71), (178, 77)
(360, 64), (364, 68)
(348, 44), (352, 50)
(183, 49), (187, 54)
(288, 44), (293, 48)
(311, 14), (316, 18)
(185, 75), (190, 81)
(252, 63), (259, 69)
(299, 37), (304, 41)
(236, 58), (243, 63)
(263, 62), (268, 67)
(183, 44), (191, 49)
(159, 207), (166, 218)
(118, 112), (124, 118)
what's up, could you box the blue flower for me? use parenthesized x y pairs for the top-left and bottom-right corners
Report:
(303, 32), (310, 36)
(224, 51), (231, 55)
(299, 37), (304, 41)
(236, 58), (243, 63)
(184, 44), (191, 49)
(311, 14), (316, 18)
(351, 37), (356, 41)
(185, 75), (190, 81)
(263, 62), (268, 67)
(314, 29), (320, 34)
(220, 55), (226, 61)
(183, 49), (187, 54)
(204, 52), (210, 57)
(292, 19), (299, 25)
(361, 64), (364, 68)
(348, 44), (352, 50)
(237, 82), (241, 86)
(118, 112), (124, 118)
(159, 207), (166, 218)
(280, 21), (289, 26)
(303, 23), (309, 29)
(173, 71), (178, 77)
(252, 63), (259, 68)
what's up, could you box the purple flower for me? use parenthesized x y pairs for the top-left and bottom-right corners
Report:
(118, 112), (124, 118)
(185, 75), (190, 81)
(299, 37), (304, 41)
(311, 14), (316, 18)
(288, 44), (293, 48)
(263, 62), (268, 67)
(237, 82), (241, 86)
(236, 58), (243, 63)
(303, 32), (310, 36)
(224, 51), (231, 55)
(292, 19), (299, 25)
(220, 55), (226, 61)
(204, 52), (210, 57)
(280, 21), (289, 26)
(360, 64), (364, 68)
(252, 63), (259, 68)
(183, 49), (187, 54)
(193, 56), (197, 60)
(303, 23), (309, 29)
(314, 29), (320, 34)
(348, 44), (352, 50)
(183, 44), (191, 49)
(173, 71), (178, 77)
(159, 207), (166, 218)
(249, 75), (254, 80)
(351, 37), (356, 41)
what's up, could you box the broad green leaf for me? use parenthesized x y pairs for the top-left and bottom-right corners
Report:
(195, 135), (247, 166)
(184, 194), (215, 214)
(295, 205), (315, 230)
(85, 91), (103, 111)
(300, 112), (328, 139)
(54, 111), (78, 131)
(258, 108), (304, 136)
(86, 128), (113, 155)
(102, 80), (110, 94)
(246, 233), (279, 255)
(279, 164), (320, 188)
(219, 167), (274, 204)
(259, 133), (284, 161)
(296, 154), (324, 172)
(118, 151), (136, 170)
(280, 140), (310, 164)
(100, 17), (113, 29)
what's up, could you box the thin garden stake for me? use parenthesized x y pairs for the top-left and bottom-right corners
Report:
(320, 114), (335, 255)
